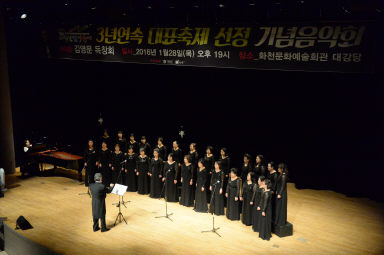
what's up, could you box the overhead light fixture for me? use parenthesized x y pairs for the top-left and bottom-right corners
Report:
(218, 4), (225, 8)
(91, 6), (96, 10)
(20, 13), (27, 19)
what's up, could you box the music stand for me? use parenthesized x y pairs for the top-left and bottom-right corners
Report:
(115, 164), (131, 206)
(112, 184), (128, 226)
(202, 182), (221, 237)
(155, 170), (173, 221)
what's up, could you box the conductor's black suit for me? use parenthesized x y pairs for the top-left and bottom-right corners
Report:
(90, 181), (111, 231)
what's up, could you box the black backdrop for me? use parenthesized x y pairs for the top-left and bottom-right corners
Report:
(5, 17), (383, 202)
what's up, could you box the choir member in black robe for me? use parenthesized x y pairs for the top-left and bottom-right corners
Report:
(189, 143), (199, 167)
(251, 176), (265, 232)
(162, 153), (179, 202)
(149, 149), (163, 198)
(189, 143), (198, 183)
(125, 146), (138, 191)
(116, 131), (127, 154)
(97, 142), (112, 186)
(257, 179), (272, 241)
(226, 168), (241, 221)
(139, 136), (152, 158)
(209, 161), (224, 215)
(254, 154), (266, 180)
(219, 148), (230, 205)
(100, 129), (113, 151)
(275, 163), (288, 226)
(267, 162), (278, 192)
(203, 146), (215, 195)
(203, 146), (215, 174)
(240, 154), (253, 183)
(111, 144), (125, 184)
(180, 155), (194, 207)
(194, 159), (208, 213)
(155, 137), (167, 161)
(136, 148), (151, 195)
(128, 133), (140, 154)
(267, 162), (278, 222)
(219, 148), (230, 177)
(241, 172), (256, 226)
(171, 141), (183, 167)
(84, 140), (98, 186)
(90, 173), (112, 232)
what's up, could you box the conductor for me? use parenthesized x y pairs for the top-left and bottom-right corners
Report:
(90, 173), (113, 232)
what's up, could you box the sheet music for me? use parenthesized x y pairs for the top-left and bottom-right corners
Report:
(111, 184), (128, 196)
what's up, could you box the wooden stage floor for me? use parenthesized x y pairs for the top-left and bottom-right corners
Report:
(1, 171), (384, 255)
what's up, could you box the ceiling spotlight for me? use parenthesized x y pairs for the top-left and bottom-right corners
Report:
(147, 5), (152, 9)
(218, 4), (225, 8)
(64, 3), (68, 6)
(20, 13), (27, 19)
(91, 6), (96, 10)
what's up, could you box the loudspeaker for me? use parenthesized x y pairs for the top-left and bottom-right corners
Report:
(273, 222), (293, 237)
(16, 216), (33, 230)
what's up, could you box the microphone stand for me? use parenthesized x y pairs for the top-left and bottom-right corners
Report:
(155, 169), (173, 221)
(202, 181), (221, 237)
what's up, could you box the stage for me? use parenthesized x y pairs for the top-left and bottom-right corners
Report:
(1, 169), (383, 255)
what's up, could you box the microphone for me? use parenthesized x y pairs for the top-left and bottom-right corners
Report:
(213, 180), (220, 185)
(120, 160), (127, 164)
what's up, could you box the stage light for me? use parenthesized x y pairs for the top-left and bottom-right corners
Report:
(20, 13), (27, 19)
(218, 4), (224, 8)
(147, 5), (152, 9)
(91, 6), (96, 10)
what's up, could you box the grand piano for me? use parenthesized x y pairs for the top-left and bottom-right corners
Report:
(25, 142), (83, 174)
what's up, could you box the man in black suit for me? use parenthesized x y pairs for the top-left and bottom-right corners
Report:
(90, 173), (113, 232)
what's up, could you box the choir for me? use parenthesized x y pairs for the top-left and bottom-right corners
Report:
(83, 131), (288, 240)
